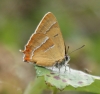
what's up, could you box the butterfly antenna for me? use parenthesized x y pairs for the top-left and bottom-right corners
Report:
(69, 45), (85, 54)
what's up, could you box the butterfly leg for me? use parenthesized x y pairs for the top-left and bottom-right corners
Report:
(64, 58), (67, 72)
(64, 55), (70, 72)
(56, 62), (61, 73)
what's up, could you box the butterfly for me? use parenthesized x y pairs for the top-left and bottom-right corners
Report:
(20, 12), (70, 68)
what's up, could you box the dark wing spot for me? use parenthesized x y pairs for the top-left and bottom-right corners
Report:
(54, 34), (58, 37)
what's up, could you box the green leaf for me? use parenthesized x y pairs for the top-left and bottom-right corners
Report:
(35, 65), (100, 93)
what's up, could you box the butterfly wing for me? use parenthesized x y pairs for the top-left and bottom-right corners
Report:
(35, 12), (65, 60)
(22, 12), (65, 67)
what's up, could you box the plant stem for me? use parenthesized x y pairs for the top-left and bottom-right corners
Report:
(52, 88), (58, 94)
(24, 77), (47, 94)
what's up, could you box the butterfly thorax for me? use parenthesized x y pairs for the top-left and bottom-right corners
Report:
(54, 55), (70, 68)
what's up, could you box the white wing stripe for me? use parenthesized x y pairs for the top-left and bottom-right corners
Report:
(30, 36), (49, 59)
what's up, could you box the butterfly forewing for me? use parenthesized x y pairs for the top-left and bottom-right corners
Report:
(35, 12), (65, 59)
(22, 12), (65, 67)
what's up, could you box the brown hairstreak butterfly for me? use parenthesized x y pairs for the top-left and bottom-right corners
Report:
(20, 12), (70, 69)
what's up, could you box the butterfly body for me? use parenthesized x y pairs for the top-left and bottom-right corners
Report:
(21, 12), (70, 67)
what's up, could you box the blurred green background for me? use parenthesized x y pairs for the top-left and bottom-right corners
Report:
(0, 0), (100, 94)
